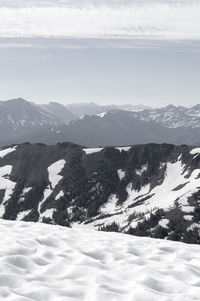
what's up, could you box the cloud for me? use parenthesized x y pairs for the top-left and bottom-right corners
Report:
(0, 1), (200, 41)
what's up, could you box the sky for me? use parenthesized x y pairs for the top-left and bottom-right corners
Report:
(0, 0), (200, 106)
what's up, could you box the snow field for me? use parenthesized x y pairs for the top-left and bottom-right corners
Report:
(96, 112), (107, 118)
(0, 219), (200, 301)
(38, 159), (66, 221)
(89, 157), (200, 230)
(48, 159), (66, 189)
(0, 146), (16, 158)
(83, 146), (131, 155)
(190, 148), (200, 155)
(0, 165), (16, 217)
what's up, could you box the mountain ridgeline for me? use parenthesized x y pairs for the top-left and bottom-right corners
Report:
(1, 98), (200, 146)
(1, 142), (200, 244)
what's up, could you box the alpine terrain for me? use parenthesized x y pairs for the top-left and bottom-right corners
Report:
(2, 98), (200, 147)
(1, 142), (200, 244)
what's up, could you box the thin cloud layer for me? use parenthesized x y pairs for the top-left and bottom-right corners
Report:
(0, 1), (200, 40)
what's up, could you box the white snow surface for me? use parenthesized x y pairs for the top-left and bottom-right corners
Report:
(83, 148), (103, 154)
(158, 219), (169, 228)
(135, 164), (147, 176)
(19, 187), (32, 203)
(0, 219), (200, 301)
(96, 111), (107, 118)
(55, 190), (64, 200)
(0, 165), (16, 217)
(38, 160), (66, 220)
(16, 209), (31, 221)
(99, 194), (120, 215)
(0, 146), (16, 158)
(190, 148), (200, 155)
(48, 159), (66, 189)
(86, 157), (200, 230)
(83, 146), (131, 155)
(117, 169), (125, 180)
(115, 146), (131, 152)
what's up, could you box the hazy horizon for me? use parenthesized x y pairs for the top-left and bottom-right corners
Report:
(0, 0), (200, 107)
(0, 96), (198, 109)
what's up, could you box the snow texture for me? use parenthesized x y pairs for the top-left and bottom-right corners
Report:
(55, 190), (64, 200)
(117, 169), (125, 180)
(135, 164), (147, 176)
(83, 146), (131, 154)
(0, 146), (16, 158)
(38, 160), (66, 220)
(115, 146), (131, 152)
(0, 165), (16, 217)
(16, 209), (31, 221)
(190, 148), (200, 155)
(96, 112), (107, 118)
(0, 219), (200, 301)
(99, 194), (119, 215)
(158, 219), (169, 228)
(48, 159), (66, 189)
(83, 148), (103, 154)
(87, 156), (200, 230)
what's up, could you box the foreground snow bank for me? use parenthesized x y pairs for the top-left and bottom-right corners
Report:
(0, 220), (200, 301)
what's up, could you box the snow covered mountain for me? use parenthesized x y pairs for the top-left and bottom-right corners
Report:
(133, 104), (200, 129)
(42, 110), (200, 147)
(0, 218), (200, 301)
(0, 98), (77, 146)
(1, 142), (200, 244)
(1, 99), (200, 147)
(66, 102), (200, 129)
(0, 98), (59, 129)
(35, 110), (175, 146)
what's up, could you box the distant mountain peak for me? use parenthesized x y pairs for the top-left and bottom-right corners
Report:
(0, 97), (28, 104)
(165, 104), (177, 110)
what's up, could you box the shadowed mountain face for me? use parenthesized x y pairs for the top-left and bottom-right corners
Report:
(1, 142), (200, 244)
(33, 110), (200, 147)
(41, 102), (76, 122)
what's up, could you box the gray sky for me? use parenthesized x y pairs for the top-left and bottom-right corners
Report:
(0, 0), (200, 106)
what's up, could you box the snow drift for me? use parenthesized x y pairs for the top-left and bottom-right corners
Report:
(0, 219), (200, 301)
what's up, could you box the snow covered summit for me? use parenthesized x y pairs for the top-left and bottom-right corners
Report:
(0, 219), (200, 301)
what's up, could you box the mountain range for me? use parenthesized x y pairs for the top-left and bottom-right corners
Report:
(65, 101), (151, 117)
(1, 141), (200, 244)
(1, 98), (200, 147)
(0, 98), (75, 146)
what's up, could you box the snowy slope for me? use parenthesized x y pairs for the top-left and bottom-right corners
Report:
(1, 142), (200, 243)
(87, 154), (200, 231)
(0, 98), (76, 147)
(133, 105), (200, 129)
(0, 219), (200, 301)
(0, 98), (60, 131)
(92, 105), (200, 129)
